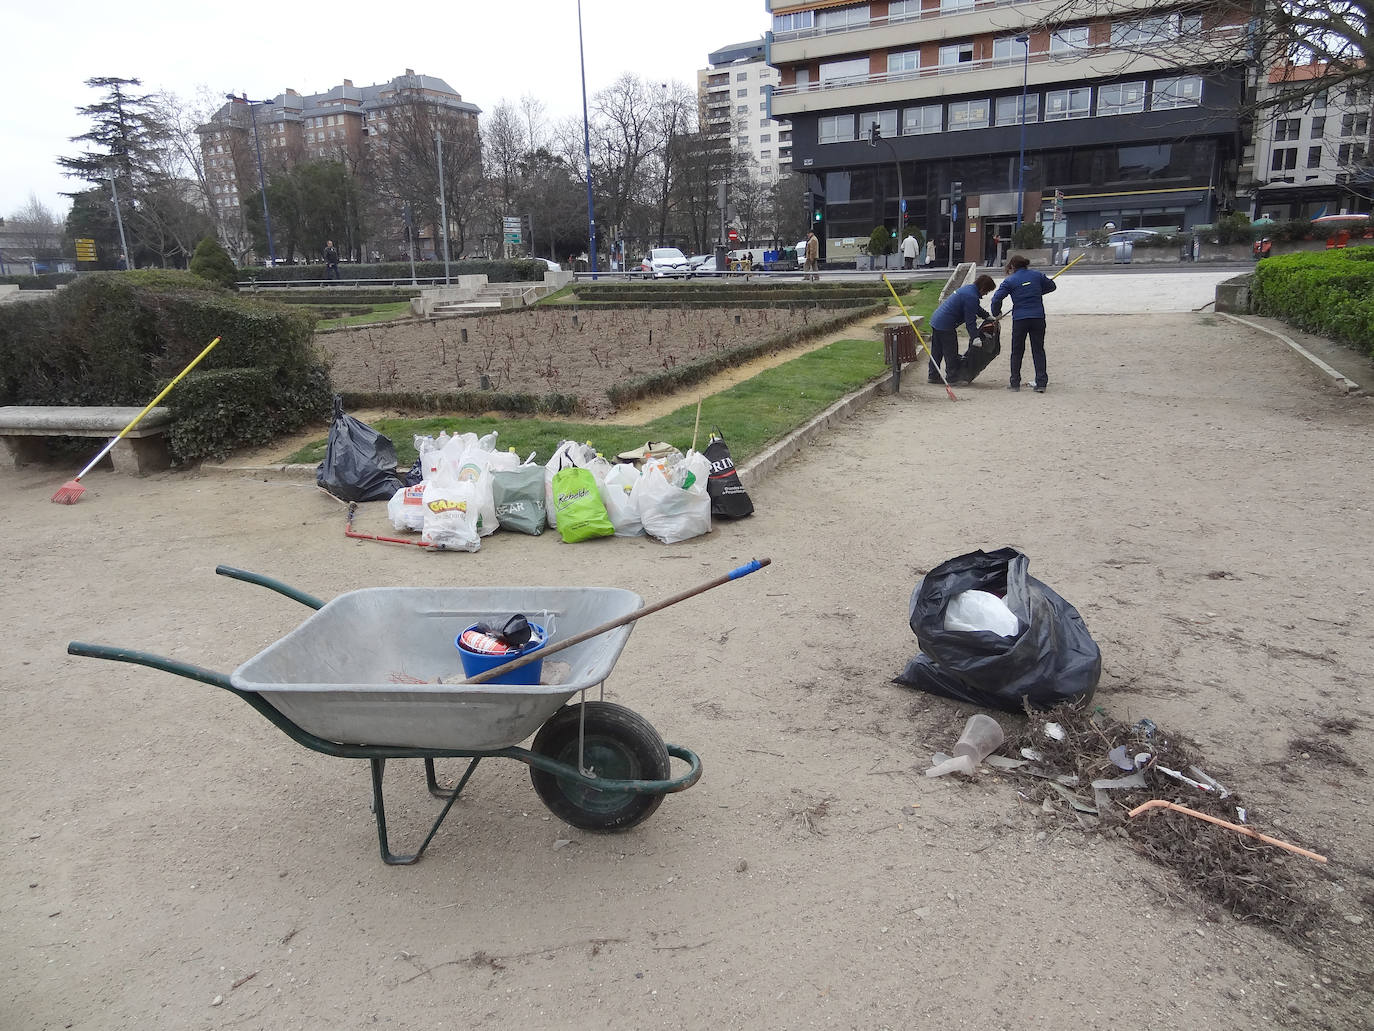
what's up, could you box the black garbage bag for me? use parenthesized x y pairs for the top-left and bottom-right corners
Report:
(315, 395), (404, 502)
(704, 428), (753, 519)
(893, 547), (1101, 712)
(958, 319), (1002, 384)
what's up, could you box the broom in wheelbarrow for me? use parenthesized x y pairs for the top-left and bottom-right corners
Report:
(51, 335), (222, 504)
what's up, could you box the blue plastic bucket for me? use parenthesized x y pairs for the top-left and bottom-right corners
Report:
(455, 623), (547, 685)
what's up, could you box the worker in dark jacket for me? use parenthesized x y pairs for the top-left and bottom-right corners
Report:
(990, 254), (1057, 392)
(927, 274), (995, 384)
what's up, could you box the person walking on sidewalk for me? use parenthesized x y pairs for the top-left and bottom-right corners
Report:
(927, 274), (995, 384)
(901, 232), (919, 270)
(990, 254), (1057, 393)
(323, 240), (340, 281)
(804, 230), (820, 281)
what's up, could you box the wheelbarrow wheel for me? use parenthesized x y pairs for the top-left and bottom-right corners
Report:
(529, 701), (671, 831)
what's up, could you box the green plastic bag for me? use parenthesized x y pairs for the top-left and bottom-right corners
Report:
(552, 464), (614, 543)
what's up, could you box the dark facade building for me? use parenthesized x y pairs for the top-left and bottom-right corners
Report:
(765, 0), (1250, 265)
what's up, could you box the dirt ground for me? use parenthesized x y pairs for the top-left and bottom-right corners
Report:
(318, 305), (860, 417)
(4, 311), (1372, 1030)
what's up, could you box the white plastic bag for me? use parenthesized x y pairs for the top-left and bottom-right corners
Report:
(599, 462), (643, 536)
(449, 439), (499, 536)
(634, 456), (711, 544)
(387, 483), (427, 532)
(420, 478), (480, 552)
(944, 589), (1020, 637)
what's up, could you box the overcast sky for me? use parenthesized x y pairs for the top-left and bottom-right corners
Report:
(2, 0), (769, 221)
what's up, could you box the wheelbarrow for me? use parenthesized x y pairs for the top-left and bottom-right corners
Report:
(66, 564), (744, 865)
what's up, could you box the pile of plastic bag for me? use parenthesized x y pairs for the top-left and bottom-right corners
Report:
(384, 434), (717, 550)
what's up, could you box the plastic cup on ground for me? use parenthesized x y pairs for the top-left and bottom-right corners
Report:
(952, 714), (1005, 764)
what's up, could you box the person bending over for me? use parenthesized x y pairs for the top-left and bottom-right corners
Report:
(927, 274), (994, 384)
(990, 254), (1056, 393)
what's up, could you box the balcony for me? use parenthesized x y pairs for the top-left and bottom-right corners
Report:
(771, 36), (1239, 117)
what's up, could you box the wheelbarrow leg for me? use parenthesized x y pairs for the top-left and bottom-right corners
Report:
(369, 757), (482, 865)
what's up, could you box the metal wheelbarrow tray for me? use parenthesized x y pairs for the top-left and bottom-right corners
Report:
(68, 565), (702, 865)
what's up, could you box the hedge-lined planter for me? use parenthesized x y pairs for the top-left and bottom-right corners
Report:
(0, 271), (331, 462)
(238, 259), (551, 284)
(1251, 246), (1374, 358)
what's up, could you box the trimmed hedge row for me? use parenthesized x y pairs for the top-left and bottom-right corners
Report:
(1251, 247), (1374, 357)
(573, 281), (895, 300)
(545, 297), (881, 311)
(339, 389), (581, 417)
(239, 259), (552, 284)
(606, 302), (888, 408)
(0, 271), (332, 462)
(0, 273), (81, 290)
(246, 289), (419, 306)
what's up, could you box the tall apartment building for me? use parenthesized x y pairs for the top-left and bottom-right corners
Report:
(1247, 64), (1372, 220)
(198, 70), (479, 257)
(699, 40), (792, 182)
(765, 0), (1249, 265)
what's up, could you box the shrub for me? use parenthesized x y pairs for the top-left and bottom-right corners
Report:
(1251, 247), (1374, 357)
(1010, 222), (1044, 249)
(867, 226), (895, 258)
(238, 258), (551, 284)
(1212, 212), (1255, 245)
(188, 237), (240, 289)
(0, 272), (332, 462)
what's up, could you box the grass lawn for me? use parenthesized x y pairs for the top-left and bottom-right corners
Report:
(287, 284), (939, 466)
(313, 302), (413, 330)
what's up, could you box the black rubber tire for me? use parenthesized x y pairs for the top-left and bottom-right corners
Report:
(529, 701), (671, 832)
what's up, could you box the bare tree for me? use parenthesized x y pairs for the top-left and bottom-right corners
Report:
(6, 194), (64, 260)
(484, 100), (528, 238)
(520, 93), (547, 153)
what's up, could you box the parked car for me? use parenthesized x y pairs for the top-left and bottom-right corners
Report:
(1106, 228), (1160, 262)
(639, 247), (691, 277)
(688, 253), (716, 275)
(530, 257), (561, 271)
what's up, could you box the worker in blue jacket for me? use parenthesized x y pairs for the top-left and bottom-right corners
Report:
(990, 254), (1057, 393)
(927, 274), (995, 384)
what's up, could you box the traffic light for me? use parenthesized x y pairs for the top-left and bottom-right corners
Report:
(951, 180), (963, 204)
(814, 208), (823, 222)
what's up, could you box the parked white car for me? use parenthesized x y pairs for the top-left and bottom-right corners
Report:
(689, 253), (717, 274)
(640, 247), (691, 277)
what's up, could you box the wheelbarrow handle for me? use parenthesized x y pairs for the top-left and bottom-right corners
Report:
(67, 641), (238, 693)
(214, 565), (326, 610)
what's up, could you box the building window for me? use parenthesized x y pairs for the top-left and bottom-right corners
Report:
(860, 109), (898, 139)
(1307, 146), (1323, 168)
(1111, 13), (1199, 45)
(760, 134), (771, 143)
(903, 105), (941, 135)
(736, 105), (748, 114)
(995, 93), (1039, 125)
(737, 136), (749, 147)
(1045, 87), (1091, 120)
(993, 36), (1027, 63)
(736, 71), (748, 82)
(1273, 118), (1301, 142)
(888, 0), (919, 21)
(1312, 116), (1326, 137)
(888, 50), (920, 78)
(737, 88), (747, 98)
(817, 4), (870, 32)
(939, 0), (973, 11)
(947, 98), (990, 130)
(820, 58), (870, 84)
(1270, 147), (1297, 171)
(818, 113), (856, 144)
(1050, 26), (1089, 54)
(1098, 81), (1146, 116)
(1152, 75), (1202, 109)
(773, 9), (813, 32)
(759, 102), (768, 111)
(939, 42), (974, 67)
(1341, 113), (1369, 137)
(759, 118), (769, 127)
(761, 149), (772, 158)
(1337, 143), (1366, 164)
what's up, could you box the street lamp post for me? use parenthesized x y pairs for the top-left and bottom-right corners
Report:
(1015, 35), (1030, 230)
(577, 0), (598, 277)
(227, 93), (277, 266)
(868, 125), (904, 268)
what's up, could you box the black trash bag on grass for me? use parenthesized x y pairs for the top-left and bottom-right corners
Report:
(315, 395), (404, 502)
(893, 547), (1101, 712)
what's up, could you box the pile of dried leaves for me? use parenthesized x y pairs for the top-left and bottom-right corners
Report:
(1003, 703), (1326, 938)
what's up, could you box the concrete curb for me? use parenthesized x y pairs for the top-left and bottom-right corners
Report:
(1216, 312), (1362, 394)
(737, 374), (892, 486)
(200, 461), (318, 480)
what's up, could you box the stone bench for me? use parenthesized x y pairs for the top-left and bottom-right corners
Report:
(0, 406), (174, 475)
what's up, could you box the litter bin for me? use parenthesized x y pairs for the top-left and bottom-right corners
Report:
(883, 324), (918, 365)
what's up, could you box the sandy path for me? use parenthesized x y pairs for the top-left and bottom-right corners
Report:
(2, 310), (1371, 1030)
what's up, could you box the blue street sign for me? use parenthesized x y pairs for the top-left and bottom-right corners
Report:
(900, 199), (907, 214)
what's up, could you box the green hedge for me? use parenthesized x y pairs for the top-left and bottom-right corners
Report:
(1251, 247), (1374, 357)
(0, 271), (332, 462)
(244, 288), (420, 306)
(339, 389), (580, 417)
(238, 259), (551, 284)
(0, 273), (80, 289)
